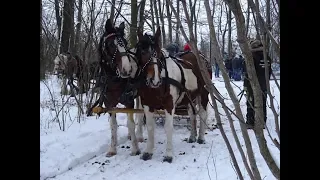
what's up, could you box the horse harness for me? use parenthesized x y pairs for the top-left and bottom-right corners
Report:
(139, 49), (196, 114)
(87, 33), (138, 116)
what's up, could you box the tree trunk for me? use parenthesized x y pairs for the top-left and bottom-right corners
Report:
(40, 0), (45, 79)
(69, 0), (75, 54)
(227, 8), (232, 56)
(150, 0), (156, 33)
(109, 0), (116, 23)
(245, 2), (250, 37)
(166, 0), (172, 44)
(157, 0), (166, 46)
(175, 0), (180, 45)
(138, 0), (146, 30)
(153, 0), (160, 29)
(54, 0), (62, 46)
(130, 0), (138, 48)
(221, 4), (228, 54)
(74, 0), (83, 55)
(60, 0), (74, 53)
(223, 0), (280, 179)
(251, 11), (261, 40)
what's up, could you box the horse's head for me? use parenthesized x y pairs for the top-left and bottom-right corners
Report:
(99, 19), (132, 78)
(53, 53), (69, 75)
(136, 27), (163, 88)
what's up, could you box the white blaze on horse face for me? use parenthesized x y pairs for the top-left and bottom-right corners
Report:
(151, 48), (161, 86)
(114, 39), (131, 76)
(129, 49), (138, 78)
(153, 59), (160, 85)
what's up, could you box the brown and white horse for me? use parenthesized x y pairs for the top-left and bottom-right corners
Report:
(95, 19), (144, 157)
(116, 27), (212, 163)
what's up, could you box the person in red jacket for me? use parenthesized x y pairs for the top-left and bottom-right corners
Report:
(183, 43), (191, 51)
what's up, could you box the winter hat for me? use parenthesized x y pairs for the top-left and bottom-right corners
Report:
(184, 43), (191, 51)
(249, 39), (262, 49)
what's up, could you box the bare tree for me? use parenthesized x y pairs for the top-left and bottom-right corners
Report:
(165, 0), (172, 44)
(168, 1), (249, 179)
(109, 0), (116, 22)
(207, 2), (264, 180)
(54, 0), (62, 45)
(153, 0), (160, 32)
(150, 0), (156, 33)
(130, 0), (138, 47)
(60, 0), (75, 53)
(157, 0), (166, 46)
(40, 0), (45, 79)
(74, 0), (83, 54)
(138, 0), (146, 30)
(227, 7), (232, 56)
(175, 0), (180, 45)
(222, 0), (280, 178)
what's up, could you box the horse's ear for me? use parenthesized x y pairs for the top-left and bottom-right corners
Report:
(105, 19), (113, 32)
(155, 26), (161, 41)
(137, 26), (143, 40)
(119, 22), (125, 30)
(118, 22), (125, 35)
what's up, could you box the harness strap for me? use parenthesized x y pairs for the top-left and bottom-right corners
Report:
(161, 51), (197, 114)
(172, 59), (186, 92)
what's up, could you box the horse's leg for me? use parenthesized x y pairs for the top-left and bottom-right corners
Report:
(197, 95), (208, 144)
(127, 113), (141, 156)
(135, 113), (144, 142)
(187, 103), (197, 143)
(163, 108), (175, 163)
(106, 113), (118, 157)
(135, 97), (144, 142)
(142, 105), (155, 161)
(61, 77), (68, 95)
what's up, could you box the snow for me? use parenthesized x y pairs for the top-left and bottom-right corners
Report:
(40, 75), (280, 180)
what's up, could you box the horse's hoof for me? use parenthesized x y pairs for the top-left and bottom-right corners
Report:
(163, 156), (173, 163)
(106, 151), (116, 157)
(141, 152), (153, 161)
(197, 138), (205, 144)
(130, 150), (141, 156)
(187, 137), (196, 143)
(137, 137), (144, 143)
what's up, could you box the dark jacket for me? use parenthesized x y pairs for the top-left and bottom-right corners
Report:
(232, 57), (243, 70)
(244, 49), (272, 91)
(225, 58), (232, 70)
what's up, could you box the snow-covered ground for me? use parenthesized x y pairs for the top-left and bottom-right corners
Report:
(40, 75), (280, 180)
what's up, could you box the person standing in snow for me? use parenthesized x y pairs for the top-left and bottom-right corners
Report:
(165, 42), (180, 57)
(244, 39), (272, 129)
(225, 54), (233, 79)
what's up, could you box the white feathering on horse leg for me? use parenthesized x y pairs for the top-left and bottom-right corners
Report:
(198, 102), (207, 144)
(106, 113), (117, 157)
(187, 104), (197, 143)
(163, 109), (174, 162)
(127, 113), (141, 156)
(141, 106), (155, 161)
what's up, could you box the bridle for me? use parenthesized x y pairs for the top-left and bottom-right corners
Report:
(100, 32), (136, 77)
(136, 36), (165, 77)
